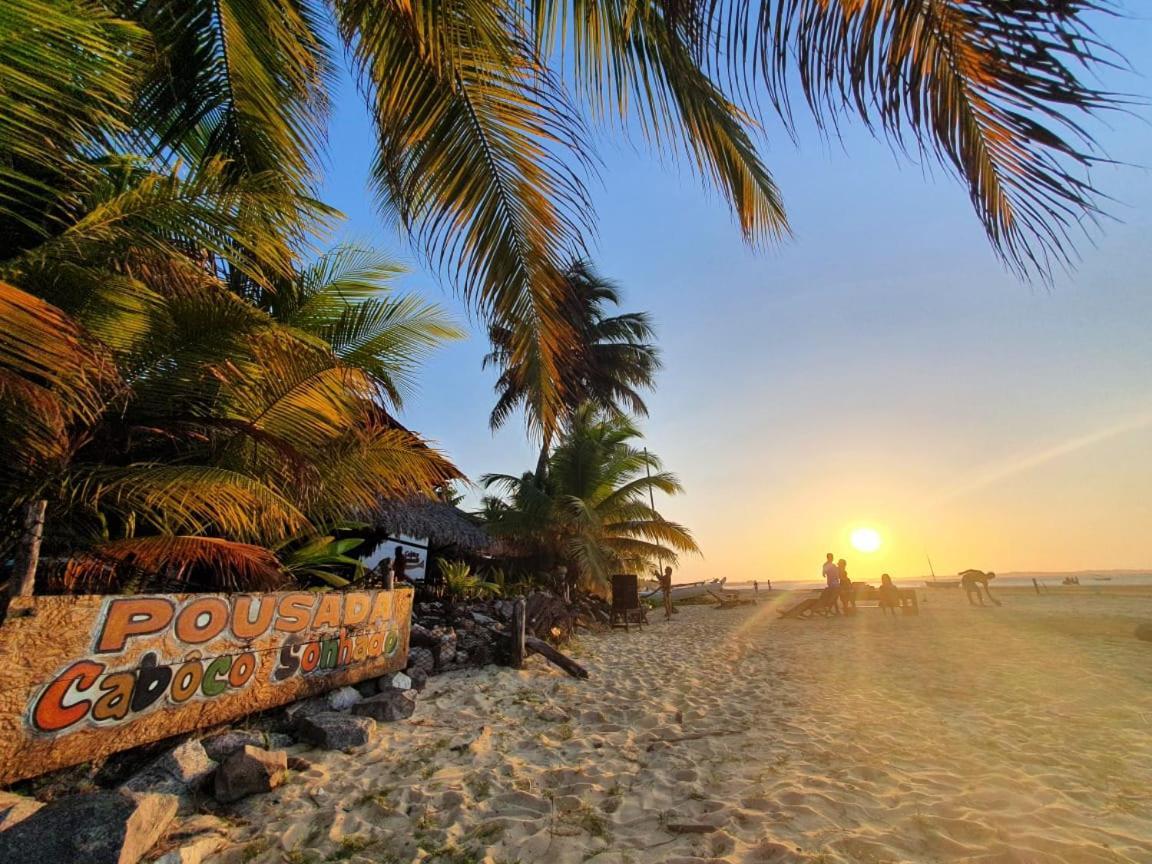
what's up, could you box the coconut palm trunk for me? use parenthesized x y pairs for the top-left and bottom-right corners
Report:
(9, 499), (46, 597)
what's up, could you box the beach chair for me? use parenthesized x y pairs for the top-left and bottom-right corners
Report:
(777, 587), (840, 620)
(610, 573), (647, 631)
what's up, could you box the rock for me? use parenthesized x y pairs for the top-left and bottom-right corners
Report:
(326, 685), (363, 711)
(406, 646), (435, 677)
(213, 746), (287, 804)
(121, 740), (216, 798)
(0, 791), (42, 831)
(201, 730), (264, 762)
(283, 695), (330, 725)
(265, 732), (296, 750)
(150, 816), (230, 864)
(351, 689), (418, 722)
(0, 791), (176, 864)
(355, 678), (380, 697)
(152, 834), (225, 864)
(295, 712), (375, 750)
(286, 755), (314, 772)
(407, 669), (429, 691)
(1136, 622), (1152, 642)
(378, 671), (412, 691)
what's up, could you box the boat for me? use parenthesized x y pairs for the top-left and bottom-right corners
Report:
(924, 555), (960, 588)
(1090, 576), (1112, 582)
(641, 578), (727, 601)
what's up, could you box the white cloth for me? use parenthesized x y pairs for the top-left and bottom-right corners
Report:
(822, 560), (840, 588)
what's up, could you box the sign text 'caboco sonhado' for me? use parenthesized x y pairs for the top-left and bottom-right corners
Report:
(0, 588), (412, 785)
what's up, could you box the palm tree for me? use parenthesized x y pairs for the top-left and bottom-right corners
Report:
(481, 405), (698, 590)
(484, 261), (660, 466)
(0, 158), (462, 592)
(4, 1), (1119, 439)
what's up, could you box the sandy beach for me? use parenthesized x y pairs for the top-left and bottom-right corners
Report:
(206, 589), (1152, 864)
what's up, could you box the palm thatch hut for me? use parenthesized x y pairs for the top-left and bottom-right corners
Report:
(357, 497), (489, 583)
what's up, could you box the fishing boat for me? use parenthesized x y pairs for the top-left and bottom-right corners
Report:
(1089, 575), (1112, 582)
(641, 578), (727, 602)
(924, 555), (960, 589)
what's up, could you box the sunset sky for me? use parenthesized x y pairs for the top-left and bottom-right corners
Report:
(322, 8), (1152, 585)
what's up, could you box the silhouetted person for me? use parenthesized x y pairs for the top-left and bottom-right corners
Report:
(392, 545), (410, 585)
(821, 552), (841, 615)
(960, 569), (1000, 606)
(838, 558), (855, 614)
(878, 573), (900, 615)
(658, 566), (674, 619)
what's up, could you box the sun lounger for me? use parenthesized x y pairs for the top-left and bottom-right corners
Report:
(777, 588), (840, 619)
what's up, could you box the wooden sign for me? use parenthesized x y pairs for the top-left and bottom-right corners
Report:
(0, 588), (412, 785)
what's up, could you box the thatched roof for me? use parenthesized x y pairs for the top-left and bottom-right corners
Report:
(368, 498), (489, 551)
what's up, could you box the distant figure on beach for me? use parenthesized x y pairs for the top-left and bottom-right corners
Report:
(878, 574), (900, 615)
(959, 569), (1000, 607)
(821, 553), (842, 615)
(658, 566), (674, 619)
(753, 580), (759, 603)
(838, 558), (856, 614)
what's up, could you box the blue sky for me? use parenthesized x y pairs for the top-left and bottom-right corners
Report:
(320, 8), (1152, 582)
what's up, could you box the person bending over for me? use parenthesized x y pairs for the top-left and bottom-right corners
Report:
(959, 569), (1000, 607)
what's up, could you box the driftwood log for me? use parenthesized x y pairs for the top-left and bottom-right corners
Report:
(525, 637), (589, 679)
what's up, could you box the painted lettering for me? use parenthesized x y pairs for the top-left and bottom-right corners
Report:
(31, 660), (104, 732)
(96, 598), (174, 653)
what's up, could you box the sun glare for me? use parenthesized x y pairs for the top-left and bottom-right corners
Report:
(850, 527), (882, 554)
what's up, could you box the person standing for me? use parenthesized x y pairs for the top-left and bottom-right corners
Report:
(821, 553), (841, 615)
(392, 545), (409, 586)
(838, 558), (855, 614)
(658, 566), (674, 619)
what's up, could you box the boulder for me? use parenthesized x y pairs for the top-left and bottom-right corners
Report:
(355, 678), (380, 697)
(407, 668), (429, 691)
(351, 689), (418, 722)
(406, 646), (435, 677)
(282, 695), (330, 725)
(0, 791), (42, 831)
(295, 711), (375, 750)
(1137, 621), (1152, 642)
(326, 685), (363, 711)
(378, 671), (412, 691)
(0, 791), (177, 864)
(201, 730), (264, 762)
(121, 740), (216, 797)
(213, 746), (288, 804)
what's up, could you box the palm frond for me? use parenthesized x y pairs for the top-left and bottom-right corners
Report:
(131, 0), (333, 197)
(63, 535), (287, 592)
(340, 0), (595, 432)
(734, 0), (1119, 275)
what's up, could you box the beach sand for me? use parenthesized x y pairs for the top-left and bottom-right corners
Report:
(207, 589), (1152, 864)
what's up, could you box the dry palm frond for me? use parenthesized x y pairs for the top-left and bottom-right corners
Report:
(63, 535), (287, 593)
(0, 281), (121, 473)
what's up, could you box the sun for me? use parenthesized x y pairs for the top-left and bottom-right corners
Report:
(850, 527), (883, 554)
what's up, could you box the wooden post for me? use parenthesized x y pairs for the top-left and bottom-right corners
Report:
(9, 499), (47, 598)
(1032, 578), (1041, 596)
(511, 597), (526, 669)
